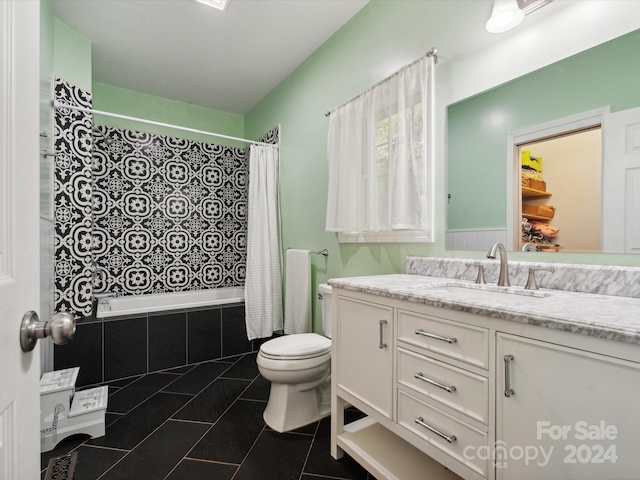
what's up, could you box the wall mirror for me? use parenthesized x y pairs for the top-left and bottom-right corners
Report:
(446, 28), (640, 254)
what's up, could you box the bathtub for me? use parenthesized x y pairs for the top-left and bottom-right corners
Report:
(96, 287), (245, 319)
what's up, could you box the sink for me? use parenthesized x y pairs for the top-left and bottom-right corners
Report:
(423, 284), (548, 304)
(449, 283), (549, 298)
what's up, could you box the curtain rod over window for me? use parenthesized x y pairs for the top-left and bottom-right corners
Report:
(52, 101), (275, 147)
(324, 47), (437, 117)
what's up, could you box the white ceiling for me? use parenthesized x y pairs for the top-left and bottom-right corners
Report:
(51, 0), (369, 115)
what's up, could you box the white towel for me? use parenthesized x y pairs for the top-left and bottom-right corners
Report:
(284, 249), (312, 334)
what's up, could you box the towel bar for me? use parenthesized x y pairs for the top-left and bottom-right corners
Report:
(285, 248), (329, 257)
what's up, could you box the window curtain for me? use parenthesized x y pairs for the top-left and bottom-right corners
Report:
(325, 55), (434, 233)
(245, 144), (283, 340)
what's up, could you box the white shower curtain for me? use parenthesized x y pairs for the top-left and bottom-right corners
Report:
(245, 143), (283, 340)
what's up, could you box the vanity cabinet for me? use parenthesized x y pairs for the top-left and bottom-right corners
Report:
(496, 333), (640, 480)
(335, 295), (393, 420)
(331, 285), (640, 480)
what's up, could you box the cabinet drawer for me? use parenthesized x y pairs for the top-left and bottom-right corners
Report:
(398, 309), (489, 369)
(398, 348), (488, 425)
(398, 390), (488, 478)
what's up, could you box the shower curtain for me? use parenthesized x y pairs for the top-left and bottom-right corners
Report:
(245, 144), (283, 340)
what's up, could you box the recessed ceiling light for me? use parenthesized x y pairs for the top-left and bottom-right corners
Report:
(195, 0), (230, 11)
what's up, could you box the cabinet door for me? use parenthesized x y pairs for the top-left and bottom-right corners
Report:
(497, 333), (640, 480)
(336, 296), (393, 419)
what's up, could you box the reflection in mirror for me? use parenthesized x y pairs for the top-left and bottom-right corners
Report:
(519, 129), (601, 253)
(446, 29), (640, 253)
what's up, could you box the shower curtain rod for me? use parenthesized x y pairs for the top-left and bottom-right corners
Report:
(324, 47), (438, 117)
(52, 100), (275, 147)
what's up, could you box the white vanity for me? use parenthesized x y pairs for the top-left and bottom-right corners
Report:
(329, 259), (640, 480)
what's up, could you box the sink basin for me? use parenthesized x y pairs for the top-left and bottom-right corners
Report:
(451, 283), (549, 297)
(423, 285), (548, 304)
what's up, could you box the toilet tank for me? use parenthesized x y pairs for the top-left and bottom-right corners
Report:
(318, 283), (332, 338)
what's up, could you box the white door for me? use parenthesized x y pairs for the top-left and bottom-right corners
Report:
(0, 1), (42, 479)
(602, 106), (640, 253)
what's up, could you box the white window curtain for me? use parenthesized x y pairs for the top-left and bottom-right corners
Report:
(325, 55), (434, 238)
(245, 144), (283, 341)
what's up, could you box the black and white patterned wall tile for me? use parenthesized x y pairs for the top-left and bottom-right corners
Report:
(254, 125), (279, 145)
(92, 125), (249, 295)
(54, 78), (94, 317)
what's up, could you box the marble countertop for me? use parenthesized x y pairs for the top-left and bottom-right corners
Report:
(328, 274), (640, 345)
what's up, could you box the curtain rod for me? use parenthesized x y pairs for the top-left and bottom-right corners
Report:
(324, 47), (437, 117)
(52, 101), (275, 147)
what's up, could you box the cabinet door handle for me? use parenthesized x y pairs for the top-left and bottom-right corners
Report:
(414, 372), (456, 393)
(504, 354), (515, 397)
(415, 329), (457, 344)
(379, 319), (387, 349)
(414, 417), (457, 443)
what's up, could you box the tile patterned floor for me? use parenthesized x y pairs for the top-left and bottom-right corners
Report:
(41, 352), (376, 480)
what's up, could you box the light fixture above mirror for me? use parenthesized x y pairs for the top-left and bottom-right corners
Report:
(486, 0), (555, 33)
(195, 0), (230, 11)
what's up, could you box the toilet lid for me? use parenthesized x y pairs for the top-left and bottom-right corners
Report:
(260, 333), (331, 360)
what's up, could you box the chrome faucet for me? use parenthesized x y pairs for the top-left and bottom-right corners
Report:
(486, 242), (510, 287)
(91, 291), (119, 319)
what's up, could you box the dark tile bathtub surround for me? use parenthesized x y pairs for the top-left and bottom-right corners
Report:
(104, 317), (148, 381)
(53, 322), (103, 387)
(187, 308), (222, 362)
(54, 304), (256, 387)
(149, 312), (187, 371)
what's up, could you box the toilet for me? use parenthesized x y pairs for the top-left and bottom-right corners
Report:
(257, 283), (333, 433)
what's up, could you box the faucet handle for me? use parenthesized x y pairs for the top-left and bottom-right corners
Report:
(524, 267), (555, 290)
(465, 263), (486, 285)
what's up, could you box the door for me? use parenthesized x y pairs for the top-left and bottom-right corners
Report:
(497, 333), (640, 480)
(602, 106), (640, 253)
(0, 1), (42, 479)
(335, 295), (393, 420)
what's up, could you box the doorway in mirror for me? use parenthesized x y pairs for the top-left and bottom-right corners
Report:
(518, 128), (602, 253)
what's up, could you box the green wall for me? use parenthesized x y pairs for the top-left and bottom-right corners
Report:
(448, 30), (640, 230)
(245, 1), (453, 280)
(50, 12), (243, 146)
(92, 83), (245, 146)
(53, 18), (92, 92)
(244, 0), (454, 330)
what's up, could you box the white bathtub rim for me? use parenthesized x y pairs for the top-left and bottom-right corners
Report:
(96, 287), (245, 319)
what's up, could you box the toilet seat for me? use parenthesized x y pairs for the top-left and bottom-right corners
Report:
(259, 333), (331, 361)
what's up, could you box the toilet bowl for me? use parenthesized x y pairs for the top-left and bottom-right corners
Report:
(257, 283), (332, 433)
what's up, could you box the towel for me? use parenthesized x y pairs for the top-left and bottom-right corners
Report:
(284, 249), (312, 335)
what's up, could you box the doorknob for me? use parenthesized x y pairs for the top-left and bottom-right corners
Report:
(20, 311), (76, 352)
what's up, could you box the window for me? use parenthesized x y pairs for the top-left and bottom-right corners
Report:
(325, 55), (435, 243)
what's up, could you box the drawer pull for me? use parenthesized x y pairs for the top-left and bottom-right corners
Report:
(415, 417), (457, 443)
(504, 354), (515, 397)
(415, 329), (457, 344)
(379, 319), (387, 349)
(414, 372), (456, 393)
